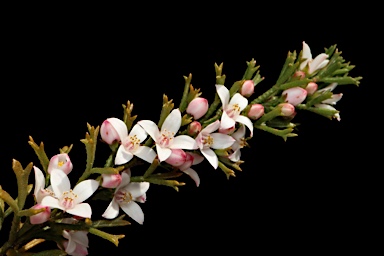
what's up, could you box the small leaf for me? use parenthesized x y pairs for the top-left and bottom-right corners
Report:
(92, 215), (131, 228)
(31, 249), (67, 256)
(88, 227), (125, 247)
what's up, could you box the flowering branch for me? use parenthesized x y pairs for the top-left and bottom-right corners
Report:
(0, 41), (362, 255)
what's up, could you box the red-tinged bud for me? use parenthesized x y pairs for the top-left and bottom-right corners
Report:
(293, 70), (306, 79)
(279, 103), (296, 117)
(100, 118), (126, 145)
(282, 87), (307, 106)
(305, 82), (318, 95)
(188, 121), (202, 136)
(101, 173), (122, 188)
(247, 104), (264, 120)
(178, 151), (194, 170)
(240, 80), (254, 97)
(30, 204), (51, 224)
(165, 149), (187, 167)
(186, 97), (209, 120)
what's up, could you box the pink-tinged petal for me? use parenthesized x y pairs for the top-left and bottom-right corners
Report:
(48, 153), (73, 175)
(71, 231), (89, 247)
(50, 169), (70, 196)
(215, 84), (230, 108)
(120, 201), (144, 224)
(229, 93), (248, 111)
(156, 144), (172, 162)
(129, 124), (148, 142)
(66, 203), (92, 218)
(309, 53), (329, 74)
(202, 120), (220, 134)
(200, 148), (218, 169)
(136, 193), (146, 203)
(41, 196), (62, 210)
(322, 93), (343, 105)
(170, 135), (198, 150)
(220, 111), (236, 129)
(300, 41), (312, 70)
(189, 152), (204, 165)
(116, 172), (131, 191)
(126, 182), (150, 198)
(182, 168), (200, 187)
(30, 204), (51, 224)
(229, 149), (241, 162)
(186, 97), (209, 119)
(234, 115), (254, 137)
(73, 179), (99, 203)
(63, 231), (76, 255)
(133, 146), (157, 163)
(102, 200), (120, 219)
(101, 173), (122, 189)
(115, 146), (134, 165)
(161, 109), (181, 133)
(107, 117), (128, 142)
(137, 120), (160, 142)
(210, 133), (235, 149)
(33, 166), (45, 199)
(232, 125), (246, 141)
(71, 244), (88, 256)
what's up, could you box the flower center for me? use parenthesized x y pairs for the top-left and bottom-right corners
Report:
(226, 103), (241, 118)
(123, 135), (140, 151)
(202, 134), (214, 148)
(60, 189), (78, 209)
(157, 129), (174, 147)
(115, 190), (133, 204)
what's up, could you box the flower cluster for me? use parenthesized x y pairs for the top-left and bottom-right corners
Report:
(0, 41), (362, 255)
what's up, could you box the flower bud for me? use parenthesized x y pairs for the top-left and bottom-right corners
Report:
(178, 152), (194, 171)
(47, 153), (73, 175)
(279, 103), (296, 117)
(188, 121), (202, 136)
(282, 86), (307, 106)
(101, 173), (122, 188)
(240, 80), (254, 97)
(186, 97), (209, 120)
(247, 104), (264, 120)
(100, 118), (125, 145)
(305, 82), (318, 95)
(293, 71), (306, 79)
(165, 149), (187, 167)
(30, 204), (51, 224)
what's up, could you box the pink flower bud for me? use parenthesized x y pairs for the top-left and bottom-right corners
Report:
(282, 87), (307, 106)
(279, 103), (296, 117)
(47, 153), (73, 175)
(178, 151), (194, 170)
(247, 104), (264, 120)
(188, 121), (202, 136)
(100, 118), (123, 145)
(186, 97), (209, 120)
(30, 204), (51, 224)
(165, 149), (187, 167)
(293, 71), (306, 79)
(305, 82), (318, 95)
(240, 80), (254, 97)
(101, 173), (122, 188)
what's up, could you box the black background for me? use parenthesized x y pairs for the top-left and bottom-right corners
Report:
(1, 5), (375, 255)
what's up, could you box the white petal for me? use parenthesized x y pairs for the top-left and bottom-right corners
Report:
(211, 133), (235, 149)
(170, 135), (198, 150)
(189, 152), (204, 165)
(71, 231), (89, 247)
(50, 169), (70, 196)
(107, 117), (128, 142)
(126, 182), (150, 198)
(182, 168), (200, 187)
(220, 110), (236, 129)
(309, 53), (328, 74)
(138, 120), (160, 142)
(300, 41), (312, 70)
(102, 200), (120, 219)
(232, 125), (246, 141)
(161, 109), (181, 134)
(317, 82), (338, 93)
(120, 201), (144, 224)
(41, 196), (62, 210)
(73, 179), (99, 203)
(202, 120), (220, 134)
(200, 148), (218, 169)
(116, 172), (130, 191)
(229, 148), (241, 162)
(129, 124), (148, 143)
(133, 146), (157, 163)
(115, 146), (134, 165)
(215, 84), (230, 108)
(64, 233), (76, 254)
(33, 166), (45, 200)
(66, 203), (92, 218)
(156, 144), (171, 162)
(234, 115), (254, 137)
(229, 93), (248, 111)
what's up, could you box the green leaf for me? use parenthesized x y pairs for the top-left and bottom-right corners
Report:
(31, 249), (67, 256)
(92, 215), (131, 228)
(28, 136), (50, 175)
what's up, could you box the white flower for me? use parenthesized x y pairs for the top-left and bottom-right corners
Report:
(195, 120), (235, 169)
(228, 125), (247, 162)
(138, 108), (198, 162)
(102, 170), (149, 224)
(33, 166), (55, 204)
(113, 121), (157, 165)
(300, 41), (329, 74)
(40, 169), (99, 218)
(215, 84), (254, 137)
(62, 230), (89, 256)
